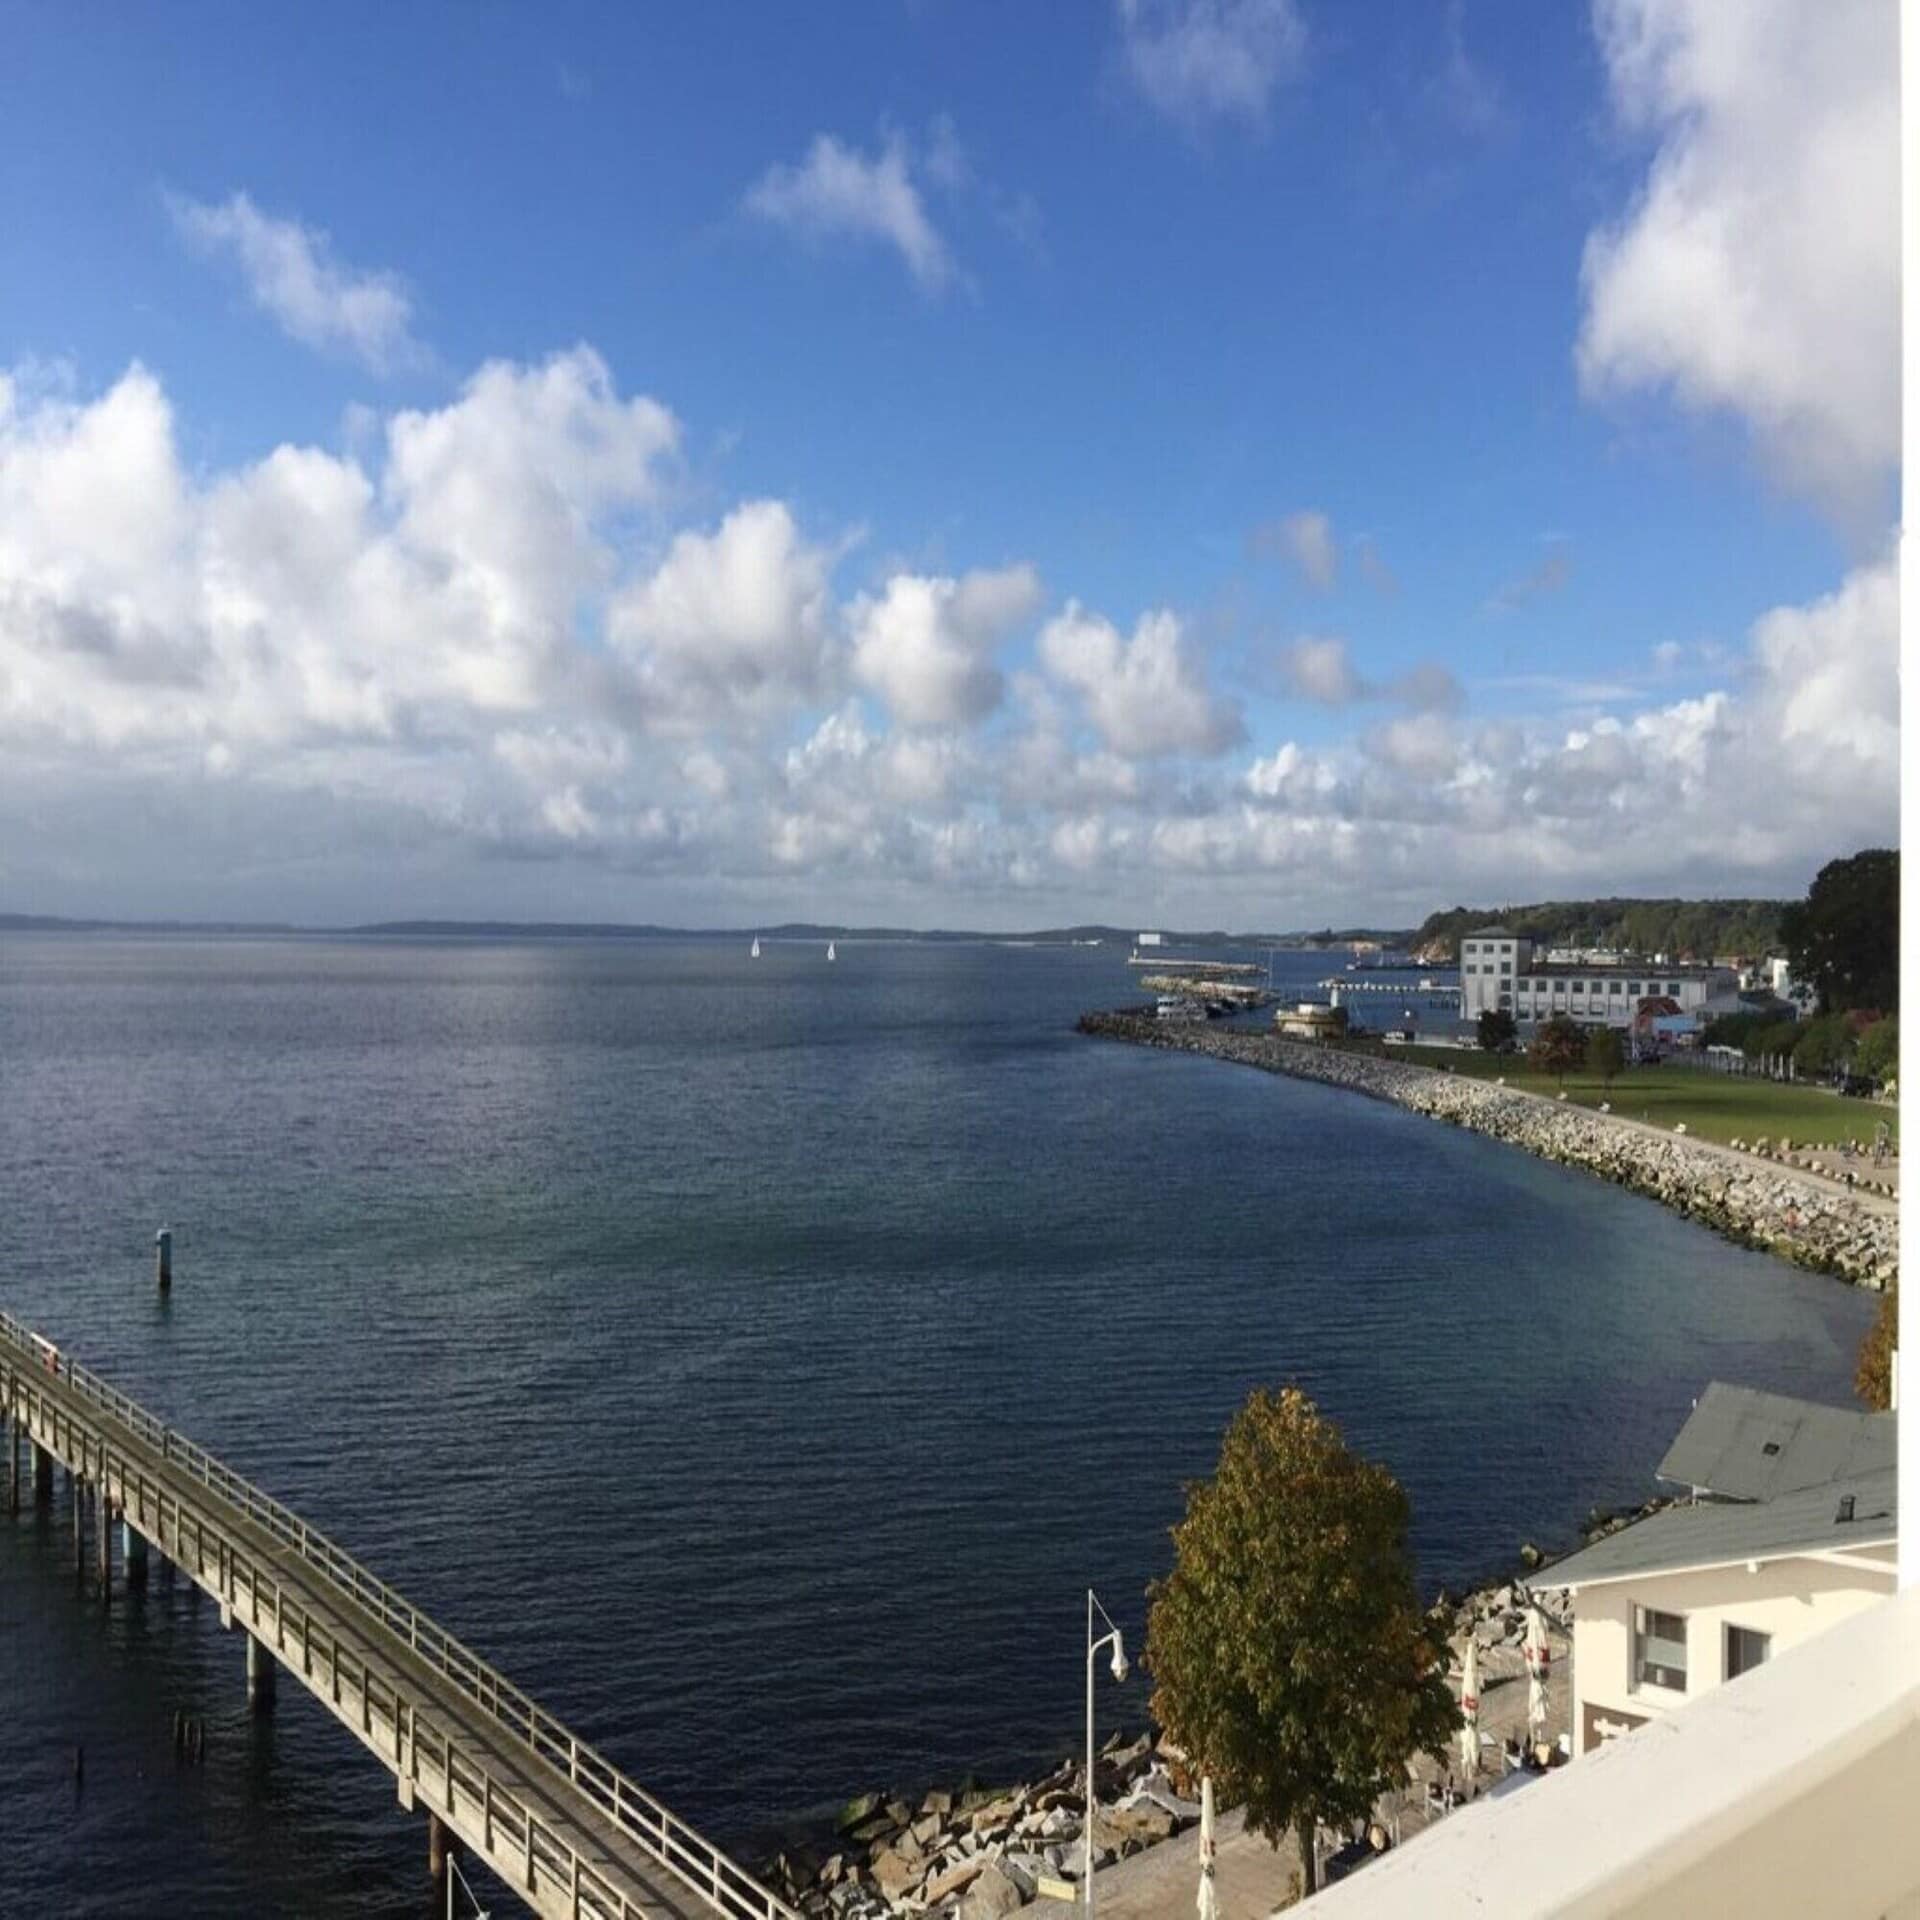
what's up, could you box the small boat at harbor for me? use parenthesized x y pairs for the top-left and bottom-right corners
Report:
(750, 937), (761, 958)
(827, 941), (837, 962)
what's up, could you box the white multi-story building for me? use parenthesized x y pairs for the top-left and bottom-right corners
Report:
(1458, 926), (1735, 1030)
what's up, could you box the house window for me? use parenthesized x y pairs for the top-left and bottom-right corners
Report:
(1609, 980), (1624, 994)
(1725, 1625), (1770, 1680)
(1629, 982), (1642, 996)
(1667, 981), (1681, 996)
(1633, 1606), (1687, 1692)
(1572, 981), (1584, 994)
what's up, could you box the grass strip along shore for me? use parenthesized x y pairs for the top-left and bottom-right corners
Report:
(1354, 1040), (1896, 1152)
(1078, 1011), (1896, 1290)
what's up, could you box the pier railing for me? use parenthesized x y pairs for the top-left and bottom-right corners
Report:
(0, 1311), (793, 1920)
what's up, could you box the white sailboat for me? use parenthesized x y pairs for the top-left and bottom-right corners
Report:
(750, 937), (761, 958)
(826, 941), (837, 962)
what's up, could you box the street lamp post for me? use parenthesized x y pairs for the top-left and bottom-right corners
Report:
(1085, 1588), (1129, 1919)
(447, 1852), (490, 1920)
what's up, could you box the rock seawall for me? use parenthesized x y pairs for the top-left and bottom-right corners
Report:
(1078, 1013), (1896, 1289)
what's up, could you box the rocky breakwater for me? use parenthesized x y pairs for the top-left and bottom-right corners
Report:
(763, 1734), (1200, 1918)
(1077, 1013), (1896, 1289)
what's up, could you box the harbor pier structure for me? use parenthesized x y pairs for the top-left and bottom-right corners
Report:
(0, 1312), (792, 1920)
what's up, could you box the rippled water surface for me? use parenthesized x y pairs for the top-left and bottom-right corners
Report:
(0, 934), (1873, 1915)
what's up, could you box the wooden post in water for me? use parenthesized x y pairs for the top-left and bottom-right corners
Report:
(155, 1227), (172, 1293)
(246, 1634), (276, 1712)
(123, 1517), (148, 1587)
(428, 1812), (460, 1883)
(74, 1474), (86, 1582)
(98, 1490), (112, 1607)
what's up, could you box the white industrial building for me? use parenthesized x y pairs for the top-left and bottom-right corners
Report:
(1458, 927), (1736, 1030)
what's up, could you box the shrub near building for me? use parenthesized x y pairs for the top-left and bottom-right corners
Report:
(1527, 1015), (1586, 1087)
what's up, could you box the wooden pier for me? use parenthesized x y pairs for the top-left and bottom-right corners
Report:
(0, 1312), (793, 1920)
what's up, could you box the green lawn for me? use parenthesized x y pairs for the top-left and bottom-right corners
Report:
(1344, 1043), (1897, 1148)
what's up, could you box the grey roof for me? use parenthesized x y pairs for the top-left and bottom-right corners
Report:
(1543, 1469), (1897, 1591)
(1465, 926), (1516, 938)
(1657, 1383), (1896, 1501)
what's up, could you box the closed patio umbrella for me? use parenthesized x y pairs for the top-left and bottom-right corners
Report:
(1525, 1603), (1551, 1745)
(1459, 1635), (1482, 1776)
(1197, 1776), (1217, 1920)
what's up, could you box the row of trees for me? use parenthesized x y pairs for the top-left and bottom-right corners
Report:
(1703, 1007), (1898, 1087)
(1417, 896), (1786, 964)
(1478, 1008), (1624, 1087)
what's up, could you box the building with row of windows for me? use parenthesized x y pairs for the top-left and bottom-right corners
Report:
(1458, 927), (1737, 1030)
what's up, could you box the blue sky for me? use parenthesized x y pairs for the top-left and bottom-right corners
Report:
(0, 1), (1899, 927)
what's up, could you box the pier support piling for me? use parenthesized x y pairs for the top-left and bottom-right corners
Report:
(98, 1495), (113, 1606)
(123, 1520), (148, 1586)
(428, 1812), (462, 1882)
(155, 1227), (172, 1293)
(246, 1634), (276, 1713)
(33, 1443), (51, 1506)
(74, 1478), (86, 1581)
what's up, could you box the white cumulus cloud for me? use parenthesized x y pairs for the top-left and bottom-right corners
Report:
(1578, 0), (1898, 521)
(1276, 635), (1364, 705)
(0, 350), (1895, 926)
(850, 564), (1041, 729)
(169, 191), (424, 373)
(745, 131), (957, 295)
(1118, 0), (1307, 129)
(1038, 602), (1242, 759)
(1252, 507), (1338, 590)
(612, 500), (834, 725)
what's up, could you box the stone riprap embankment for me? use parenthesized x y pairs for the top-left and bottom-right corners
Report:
(764, 1735), (1200, 1917)
(1078, 1013), (1896, 1289)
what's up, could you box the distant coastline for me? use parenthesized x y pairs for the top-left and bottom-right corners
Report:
(1079, 1011), (1897, 1290)
(0, 911), (1382, 947)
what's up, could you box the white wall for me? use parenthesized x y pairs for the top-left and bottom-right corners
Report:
(1571, 1553), (1896, 1754)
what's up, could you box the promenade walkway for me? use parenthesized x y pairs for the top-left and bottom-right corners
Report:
(0, 1313), (792, 1920)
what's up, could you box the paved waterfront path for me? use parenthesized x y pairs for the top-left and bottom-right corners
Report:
(1, 1312), (791, 1920)
(1091, 1636), (1573, 1918)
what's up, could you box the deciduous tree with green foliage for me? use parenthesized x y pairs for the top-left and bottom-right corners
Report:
(1780, 849), (1898, 1014)
(1791, 1012), (1856, 1080)
(1855, 1017), (1898, 1089)
(1476, 1008), (1517, 1054)
(1745, 1020), (1802, 1065)
(1584, 1026), (1624, 1089)
(1527, 1014), (1587, 1087)
(1145, 1387), (1458, 1896)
